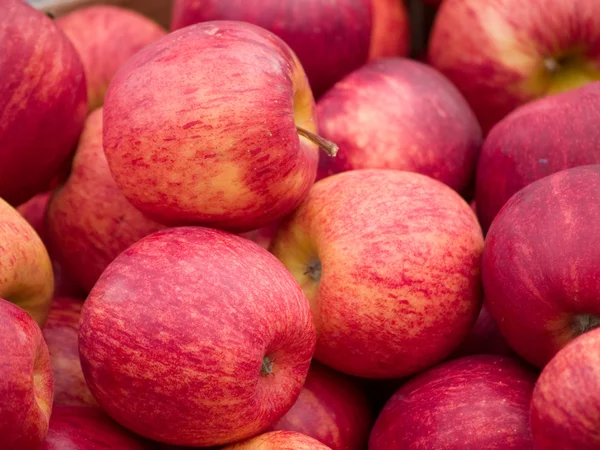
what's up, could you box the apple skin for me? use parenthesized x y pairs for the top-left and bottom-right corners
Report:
(48, 108), (164, 293)
(239, 221), (281, 250)
(316, 58), (482, 195)
(103, 21), (321, 233)
(79, 227), (316, 447)
(41, 406), (148, 450)
(476, 82), (600, 232)
(273, 361), (372, 449)
(1, 0), (87, 206)
(170, 0), (409, 97)
(224, 431), (332, 450)
(0, 298), (53, 449)
(530, 328), (600, 450)
(428, 0), (600, 133)
(270, 169), (484, 379)
(369, 355), (536, 449)
(483, 165), (600, 368)
(56, 5), (166, 111)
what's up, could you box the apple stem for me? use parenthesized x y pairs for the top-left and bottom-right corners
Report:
(304, 259), (322, 282)
(296, 126), (338, 157)
(261, 356), (275, 377)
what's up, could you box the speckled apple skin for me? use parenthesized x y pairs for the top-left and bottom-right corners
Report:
(79, 227), (316, 447)
(483, 165), (600, 368)
(531, 328), (600, 450)
(476, 82), (600, 232)
(429, 0), (600, 133)
(48, 108), (164, 293)
(316, 58), (482, 194)
(0, 298), (53, 450)
(103, 21), (320, 232)
(0, 0), (87, 206)
(273, 361), (372, 449)
(57, 5), (166, 111)
(270, 169), (484, 379)
(224, 431), (332, 450)
(369, 355), (536, 449)
(41, 406), (148, 450)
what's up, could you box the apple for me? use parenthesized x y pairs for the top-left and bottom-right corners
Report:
(273, 361), (372, 449)
(56, 5), (166, 111)
(47, 108), (164, 293)
(270, 169), (484, 379)
(1, 0), (87, 206)
(316, 58), (482, 195)
(476, 82), (600, 232)
(223, 431), (332, 450)
(239, 221), (281, 250)
(370, 355), (536, 449)
(530, 328), (600, 450)
(483, 164), (600, 368)
(103, 21), (338, 233)
(170, 0), (410, 97)
(428, 0), (600, 133)
(79, 227), (316, 447)
(0, 298), (53, 449)
(41, 406), (148, 450)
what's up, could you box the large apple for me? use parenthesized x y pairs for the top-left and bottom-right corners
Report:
(56, 5), (166, 111)
(476, 82), (600, 232)
(316, 58), (482, 195)
(79, 227), (316, 447)
(273, 361), (372, 449)
(270, 169), (484, 379)
(530, 328), (600, 450)
(48, 108), (164, 293)
(0, 298), (53, 449)
(428, 0), (600, 132)
(170, 0), (410, 97)
(483, 165), (600, 368)
(224, 431), (332, 450)
(103, 20), (337, 232)
(1, 0), (87, 206)
(41, 406), (148, 450)
(369, 355), (536, 449)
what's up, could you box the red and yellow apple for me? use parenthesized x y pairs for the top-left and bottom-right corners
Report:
(224, 431), (332, 450)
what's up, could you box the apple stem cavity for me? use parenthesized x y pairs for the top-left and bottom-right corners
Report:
(304, 259), (322, 282)
(572, 313), (600, 336)
(543, 57), (560, 74)
(261, 356), (275, 377)
(296, 126), (339, 157)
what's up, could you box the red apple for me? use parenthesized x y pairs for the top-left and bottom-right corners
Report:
(103, 21), (338, 232)
(42, 406), (148, 450)
(530, 328), (600, 450)
(48, 108), (164, 293)
(428, 0), (600, 133)
(273, 361), (372, 449)
(483, 165), (600, 368)
(79, 227), (316, 446)
(0, 298), (53, 449)
(369, 355), (536, 449)
(476, 82), (600, 232)
(170, 0), (410, 97)
(1, 0), (87, 206)
(270, 169), (484, 379)
(224, 431), (332, 450)
(56, 5), (166, 111)
(316, 58), (482, 195)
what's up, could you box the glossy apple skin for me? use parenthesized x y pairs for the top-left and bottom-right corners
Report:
(57, 5), (166, 111)
(476, 82), (600, 232)
(79, 227), (316, 447)
(1, 0), (87, 206)
(0, 298), (53, 449)
(224, 431), (332, 450)
(483, 165), (600, 368)
(369, 355), (536, 449)
(429, 0), (600, 133)
(171, 0), (409, 97)
(316, 58), (482, 194)
(48, 108), (164, 293)
(273, 361), (372, 449)
(270, 170), (484, 379)
(41, 406), (148, 450)
(531, 328), (600, 450)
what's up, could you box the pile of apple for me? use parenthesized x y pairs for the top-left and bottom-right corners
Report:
(2, 0), (600, 448)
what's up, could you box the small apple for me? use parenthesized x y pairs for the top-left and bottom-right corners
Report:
(223, 431), (332, 450)
(0, 298), (53, 449)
